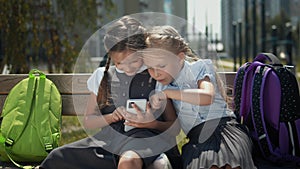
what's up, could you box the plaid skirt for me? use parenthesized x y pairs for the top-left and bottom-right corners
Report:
(182, 117), (257, 169)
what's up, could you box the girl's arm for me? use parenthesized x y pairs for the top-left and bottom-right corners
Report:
(164, 76), (215, 106)
(149, 99), (180, 134)
(158, 99), (181, 135)
(83, 93), (124, 129)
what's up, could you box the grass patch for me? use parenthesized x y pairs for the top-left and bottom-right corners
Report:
(60, 116), (87, 145)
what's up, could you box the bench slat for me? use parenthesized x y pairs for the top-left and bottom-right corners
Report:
(0, 74), (91, 94)
(218, 72), (236, 88)
(0, 95), (89, 116)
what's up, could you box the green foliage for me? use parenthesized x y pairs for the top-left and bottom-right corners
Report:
(0, 0), (114, 73)
(0, 0), (30, 73)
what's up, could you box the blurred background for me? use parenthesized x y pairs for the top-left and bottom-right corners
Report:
(0, 0), (299, 74)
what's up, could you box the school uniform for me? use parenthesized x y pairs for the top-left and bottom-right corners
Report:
(40, 66), (181, 169)
(162, 60), (257, 169)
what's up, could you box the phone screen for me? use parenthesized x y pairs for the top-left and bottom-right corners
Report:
(126, 99), (147, 114)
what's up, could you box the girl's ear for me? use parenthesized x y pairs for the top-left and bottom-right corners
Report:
(177, 52), (185, 66)
(178, 52), (185, 60)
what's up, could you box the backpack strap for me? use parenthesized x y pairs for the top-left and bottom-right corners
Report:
(6, 151), (35, 169)
(4, 70), (37, 147)
(233, 64), (246, 120)
(238, 61), (264, 123)
(254, 53), (281, 65)
(34, 71), (56, 152)
(251, 66), (277, 160)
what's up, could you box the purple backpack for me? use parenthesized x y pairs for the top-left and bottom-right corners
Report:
(234, 53), (300, 164)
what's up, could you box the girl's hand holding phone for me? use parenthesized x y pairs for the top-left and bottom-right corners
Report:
(111, 106), (125, 123)
(123, 102), (156, 129)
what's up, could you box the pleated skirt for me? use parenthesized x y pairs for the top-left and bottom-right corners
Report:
(181, 117), (257, 169)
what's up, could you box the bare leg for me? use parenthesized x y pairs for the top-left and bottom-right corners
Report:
(224, 164), (232, 169)
(118, 150), (143, 169)
(223, 164), (241, 169)
(209, 164), (239, 169)
(146, 153), (172, 169)
(232, 167), (241, 169)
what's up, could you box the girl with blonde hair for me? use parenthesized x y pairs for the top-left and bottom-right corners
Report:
(142, 25), (257, 169)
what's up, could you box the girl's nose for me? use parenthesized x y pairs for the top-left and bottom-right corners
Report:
(154, 68), (160, 77)
(154, 68), (158, 77)
(121, 63), (132, 72)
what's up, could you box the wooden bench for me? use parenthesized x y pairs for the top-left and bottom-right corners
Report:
(0, 72), (297, 169)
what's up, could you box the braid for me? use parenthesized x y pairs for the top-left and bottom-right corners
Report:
(214, 71), (230, 108)
(185, 47), (199, 62)
(97, 56), (112, 109)
(96, 16), (146, 110)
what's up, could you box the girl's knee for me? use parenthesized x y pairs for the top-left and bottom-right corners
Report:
(118, 151), (143, 169)
(223, 164), (241, 169)
(147, 154), (171, 169)
(210, 165), (220, 169)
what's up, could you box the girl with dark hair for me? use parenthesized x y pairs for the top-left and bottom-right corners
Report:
(39, 17), (181, 169)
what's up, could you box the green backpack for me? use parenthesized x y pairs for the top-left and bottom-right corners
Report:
(0, 69), (62, 166)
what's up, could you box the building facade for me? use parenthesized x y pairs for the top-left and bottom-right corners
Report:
(221, 0), (300, 60)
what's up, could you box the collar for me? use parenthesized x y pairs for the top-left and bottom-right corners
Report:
(170, 61), (189, 86)
(115, 65), (147, 74)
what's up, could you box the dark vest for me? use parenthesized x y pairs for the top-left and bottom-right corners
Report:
(99, 67), (157, 133)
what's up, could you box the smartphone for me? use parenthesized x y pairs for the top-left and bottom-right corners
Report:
(124, 99), (147, 132)
(126, 99), (147, 114)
